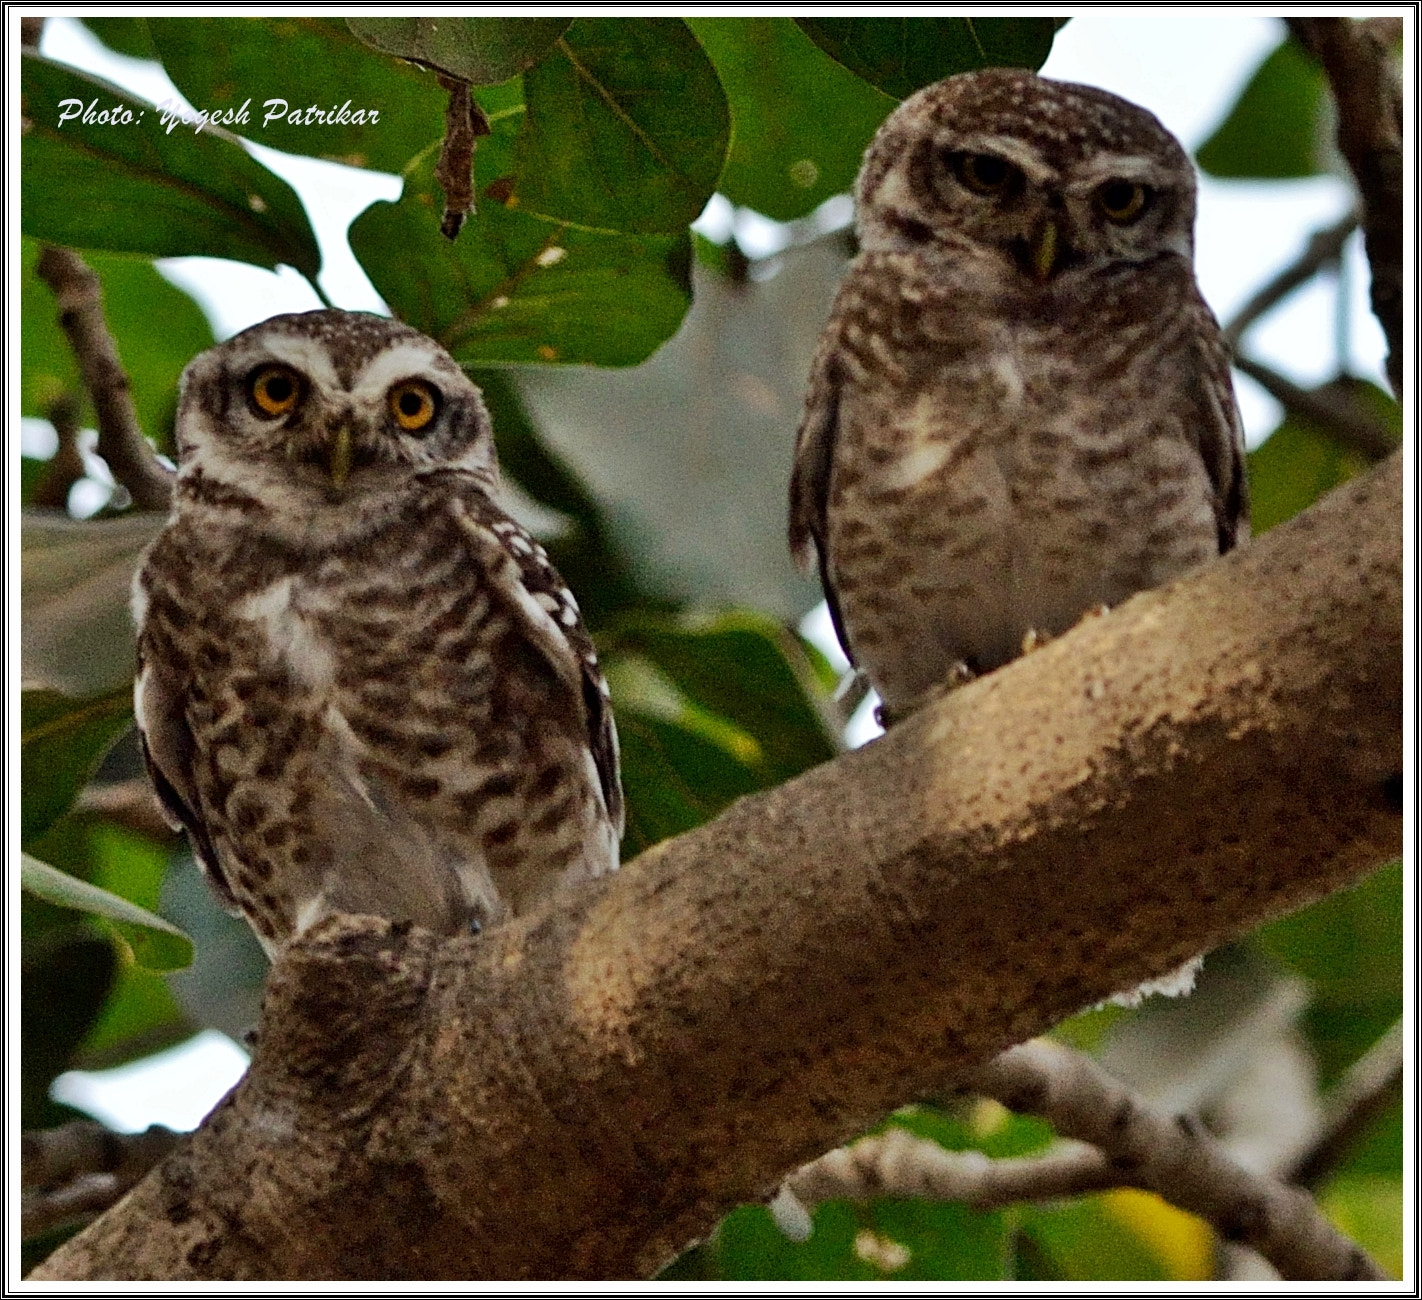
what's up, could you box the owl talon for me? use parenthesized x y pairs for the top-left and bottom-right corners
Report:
(877, 661), (977, 728)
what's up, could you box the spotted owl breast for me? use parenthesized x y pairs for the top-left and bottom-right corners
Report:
(821, 276), (1224, 714)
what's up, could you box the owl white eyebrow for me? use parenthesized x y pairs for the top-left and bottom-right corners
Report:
(1072, 154), (1171, 186)
(241, 335), (340, 390)
(351, 342), (460, 401)
(948, 134), (1054, 182)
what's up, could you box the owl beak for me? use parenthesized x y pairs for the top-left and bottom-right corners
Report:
(328, 425), (353, 489)
(1031, 220), (1059, 281)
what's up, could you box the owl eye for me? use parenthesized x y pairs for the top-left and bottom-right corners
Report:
(249, 365), (302, 417)
(1096, 180), (1151, 223)
(389, 380), (440, 433)
(953, 152), (1019, 196)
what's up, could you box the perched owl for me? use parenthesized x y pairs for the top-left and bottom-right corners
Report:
(133, 310), (622, 957)
(790, 68), (1249, 721)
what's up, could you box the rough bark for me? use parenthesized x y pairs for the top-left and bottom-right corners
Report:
(33, 452), (1402, 1281)
(1288, 17), (1404, 398)
(34, 246), (175, 512)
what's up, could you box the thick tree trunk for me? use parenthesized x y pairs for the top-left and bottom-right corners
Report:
(34, 452), (1402, 1281)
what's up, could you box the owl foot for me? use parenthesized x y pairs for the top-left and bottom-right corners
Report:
(875, 661), (977, 728)
(1020, 627), (1050, 655)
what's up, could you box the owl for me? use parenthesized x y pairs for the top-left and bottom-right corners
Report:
(132, 310), (622, 957)
(790, 68), (1249, 722)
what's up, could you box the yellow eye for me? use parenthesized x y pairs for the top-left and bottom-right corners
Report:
(955, 152), (1017, 195)
(1096, 180), (1150, 223)
(389, 380), (439, 433)
(249, 365), (301, 417)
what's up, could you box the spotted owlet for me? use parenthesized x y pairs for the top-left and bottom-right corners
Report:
(132, 310), (622, 957)
(790, 68), (1249, 721)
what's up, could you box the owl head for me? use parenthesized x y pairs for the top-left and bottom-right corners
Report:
(174, 310), (500, 512)
(854, 67), (1196, 282)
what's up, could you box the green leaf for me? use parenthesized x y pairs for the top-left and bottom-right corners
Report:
(687, 17), (897, 221)
(1318, 1176), (1403, 1279)
(609, 609), (838, 786)
(603, 609), (841, 857)
(666, 1198), (1009, 1281)
(350, 132), (691, 366)
(1019, 1195), (1176, 1281)
(22, 236), (216, 456)
(513, 18), (730, 234)
(889, 1102), (1054, 1161)
(1196, 39), (1327, 179)
(146, 17), (451, 174)
(78, 17), (158, 60)
(1246, 408), (1373, 534)
(346, 16), (571, 85)
(795, 18), (1059, 98)
(23, 512), (163, 698)
(612, 700), (765, 858)
(509, 233), (847, 621)
(21, 922), (118, 1127)
(1258, 860), (1402, 1004)
(1258, 860), (1402, 1083)
(21, 686), (133, 845)
(79, 964), (192, 1068)
(469, 370), (649, 624)
(22, 853), (193, 971)
(21, 53), (321, 278)
(21, 457), (50, 506)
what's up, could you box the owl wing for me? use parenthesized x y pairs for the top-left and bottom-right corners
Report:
(448, 489), (624, 838)
(1188, 306), (1251, 553)
(132, 634), (239, 914)
(788, 331), (857, 665)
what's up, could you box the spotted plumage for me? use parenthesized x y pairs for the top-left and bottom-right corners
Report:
(133, 310), (621, 956)
(790, 68), (1249, 720)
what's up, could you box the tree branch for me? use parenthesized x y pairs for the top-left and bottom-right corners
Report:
(785, 1125), (1115, 1213)
(782, 1035), (1387, 1281)
(34, 247), (174, 512)
(1287, 18), (1404, 397)
(1232, 357), (1400, 461)
(29, 394), (88, 510)
(31, 453), (1400, 1280)
(1290, 1019), (1404, 1191)
(970, 1042), (1383, 1280)
(22, 1123), (181, 1241)
(1222, 213), (1356, 352)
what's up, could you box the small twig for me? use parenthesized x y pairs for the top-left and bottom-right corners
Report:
(1287, 18), (1403, 398)
(30, 394), (88, 510)
(965, 1041), (1386, 1281)
(1233, 357), (1399, 461)
(34, 247), (174, 512)
(22, 1122), (182, 1240)
(787, 1129), (1116, 1213)
(1290, 1019), (1404, 1192)
(434, 75), (490, 241)
(77, 778), (182, 843)
(1223, 214), (1357, 352)
(781, 1039), (1388, 1279)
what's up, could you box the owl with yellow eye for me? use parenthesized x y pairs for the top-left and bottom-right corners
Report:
(133, 310), (622, 956)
